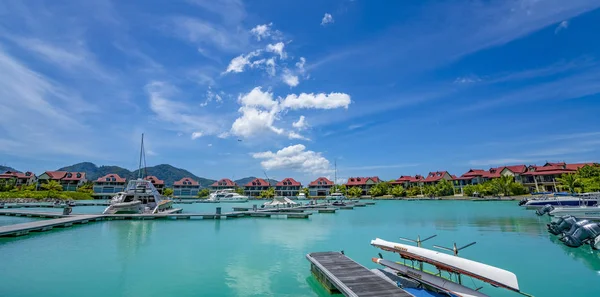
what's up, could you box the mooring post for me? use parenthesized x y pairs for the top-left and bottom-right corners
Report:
(63, 206), (72, 215)
(216, 207), (222, 215)
(253, 204), (257, 211)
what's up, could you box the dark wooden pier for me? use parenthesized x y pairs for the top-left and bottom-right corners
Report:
(306, 252), (412, 297)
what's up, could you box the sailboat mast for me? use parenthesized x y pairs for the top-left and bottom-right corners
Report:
(138, 133), (145, 179)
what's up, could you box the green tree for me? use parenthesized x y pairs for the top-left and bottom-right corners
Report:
(197, 188), (210, 198)
(41, 180), (63, 192)
(331, 184), (347, 195)
(235, 187), (245, 195)
(163, 188), (174, 197)
(301, 187), (310, 198)
(557, 173), (579, 193)
(509, 182), (528, 195)
(463, 184), (476, 197)
(493, 175), (515, 196)
(389, 185), (406, 197)
(0, 177), (16, 192)
(406, 187), (420, 197)
(260, 187), (275, 198)
(77, 181), (93, 194)
(347, 186), (363, 198)
(368, 182), (390, 197)
(434, 179), (454, 197)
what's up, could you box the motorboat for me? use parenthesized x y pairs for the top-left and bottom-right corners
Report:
(562, 222), (600, 249)
(296, 192), (306, 200)
(103, 179), (173, 214)
(521, 192), (599, 209)
(103, 134), (174, 215)
(548, 204), (600, 220)
(326, 192), (347, 200)
(261, 197), (298, 209)
(208, 189), (249, 202)
(331, 201), (346, 207)
(547, 215), (578, 235)
(371, 238), (530, 297)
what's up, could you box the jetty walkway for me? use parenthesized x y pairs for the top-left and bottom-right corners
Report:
(0, 201), (374, 238)
(307, 251), (412, 297)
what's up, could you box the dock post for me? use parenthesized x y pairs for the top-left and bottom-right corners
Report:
(216, 207), (221, 215)
(253, 204), (257, 211)
(62, 207), (72, 215)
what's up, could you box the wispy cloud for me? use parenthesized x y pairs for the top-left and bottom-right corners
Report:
(555, 20), (569, 34)
(321, 13), (334, 26)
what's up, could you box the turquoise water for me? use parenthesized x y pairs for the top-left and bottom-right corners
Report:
(1, 201), (599, 297)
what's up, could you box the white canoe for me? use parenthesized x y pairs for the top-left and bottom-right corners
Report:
(373, 258), (488, 297)
(371, 238), (520, 293)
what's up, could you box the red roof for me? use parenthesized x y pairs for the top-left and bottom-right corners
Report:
(61, 172), (86, 181)
(566, 163), (598, 170)
(345, 176), (381, 186)
(96, 174), (126, 183)
(545, 162), (566, 167)
(44, 171), (67, 180)
(244, 178), (270, 187)
(522, 170), (575, 176)
(309, 177), (333, 186)
(0, 171), (35, 179)
(174, 177), (199, 186)
(504, 165), (527, 174)
(423, 171), (451, 182)
(144, 176), (164, 185)
(211, 178), (237, 187)
(276, 178), (301, 187)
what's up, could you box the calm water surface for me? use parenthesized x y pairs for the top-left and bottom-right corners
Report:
(1, 200), (599, 297)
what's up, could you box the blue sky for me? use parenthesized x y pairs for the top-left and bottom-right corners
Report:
(1, 0), (600, 184)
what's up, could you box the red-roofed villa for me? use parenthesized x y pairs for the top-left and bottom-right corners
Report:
(244, 178), (271, 197)
(173, 177), (200, 198)
(211, 178), (238, 191)
(144, 176), (165, 194)
(390, 175), (424, 188)
(521, 162), (598, 192)
(38, 171), (87, 191)
(0, 171), (37, 187)
(308, 177), (334, 196)
(423, 171), (453, 186)
(275, 178), (302, 196)
(345, 176), (381, 196)
(93, 174), (127, 199)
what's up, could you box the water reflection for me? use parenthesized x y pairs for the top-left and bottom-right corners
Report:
(224, 254), (281, 296)
(548, 235), (600, 272)
(257, 220), (331, 250)
(433, 216), (547, 235)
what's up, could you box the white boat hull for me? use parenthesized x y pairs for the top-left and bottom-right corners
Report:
(218, 198), (248, 203)
(374, 258), (488, 297)
(549, 207), (600, 220)
(103, 201), (142, 214)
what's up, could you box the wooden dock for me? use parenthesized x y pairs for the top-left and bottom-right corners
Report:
(306, 252), (412, 297)
(0, 214), (105, 237)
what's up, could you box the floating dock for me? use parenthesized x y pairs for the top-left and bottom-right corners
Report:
(0, 214), (105, 237)
(306, 252), (412, 297)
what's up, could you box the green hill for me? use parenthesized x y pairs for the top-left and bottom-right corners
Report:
(0, 165), (18, 173)
(57, 162), (216, 187)
(234, 177), (278, 186)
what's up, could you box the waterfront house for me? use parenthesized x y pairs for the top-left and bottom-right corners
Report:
(308, 177), (333, 196)
(37, 171), (87, 191)
(275, 178), (302, 197)
(422, 171), (453, 186)
(211, 178), (238, 191)
(345, 176), (381, 195)
(390, 175), (424, 188)
(244, 178), (271, 197)
(93, 174), (127, 199)
(144, 176), (165, 194)
(0, 171), (37, 187)
(173, 177), (200, 198)
(520, 162), (595, 192)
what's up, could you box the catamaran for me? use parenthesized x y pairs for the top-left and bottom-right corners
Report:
(103, 134), (174, 215)
(371, 237), (532, 297)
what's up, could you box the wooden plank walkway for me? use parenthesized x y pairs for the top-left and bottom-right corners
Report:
(0, 214), (105, 237)
(0, 210), (67, 218)
(306, 252), (412, 297)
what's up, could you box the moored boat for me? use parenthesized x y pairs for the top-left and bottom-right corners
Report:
(207, 189), (249, 202)
(261, 197), (298, 208)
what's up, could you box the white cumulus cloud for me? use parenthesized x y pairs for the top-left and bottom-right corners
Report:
(252, 144), (331, 174)
(282, 70), (299, 87)
(288, 131), (309, 141)
(250, 23), (272, 41)
(225, 50), (261, 73)
(280, 92), (351, 110)
(266, 42), (286, 59)
(237, 87), (278, 109)
(321, 13), (334, 26)
(191, 131), (203, 139)
(292, 115), (307, 130)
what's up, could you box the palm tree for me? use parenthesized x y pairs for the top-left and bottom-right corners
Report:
(496, 175), (514, 196)
(41, 180), (63, 192)
(557, 173), (578, 193)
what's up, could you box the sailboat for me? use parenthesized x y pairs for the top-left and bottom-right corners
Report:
(103, 134), (174, 214)
(371, 237), (532, 297)
(326, 160), (347, 201)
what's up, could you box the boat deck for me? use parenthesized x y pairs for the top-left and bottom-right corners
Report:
(307, 251), (412, 297)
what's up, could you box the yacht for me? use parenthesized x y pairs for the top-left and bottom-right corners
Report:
(326, 192), (347, 200)
(208, 189), (249, 203)
(103, 179), (173, 214)
(262, 197), (298, 209)
(296, 192), (306, 200)
(103, 134), (174, 215)
(520, 192), (599, 209)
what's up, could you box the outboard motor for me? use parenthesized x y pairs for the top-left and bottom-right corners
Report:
(536, 204), (554, 216)
(518, 198), (528, 206)
(561, 219), (590, 240)
(590, 234), (600, 250)
(547, 215), (577, 235)
(563, 223), (600, 248)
